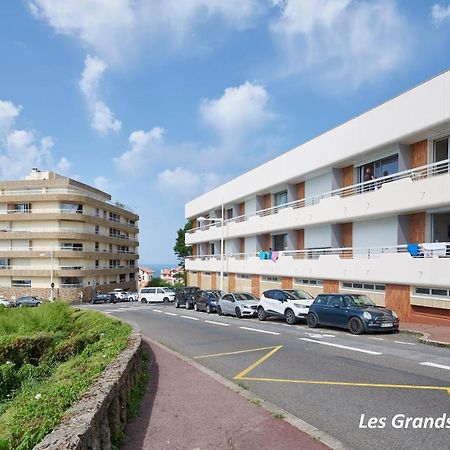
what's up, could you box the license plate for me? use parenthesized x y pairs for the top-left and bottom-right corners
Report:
(380, 323), (393, 328)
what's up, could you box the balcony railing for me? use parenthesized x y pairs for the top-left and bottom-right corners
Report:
(187, 242), (450, 262)
(187, 158), (450, 234)
(0, 187), (137, 214)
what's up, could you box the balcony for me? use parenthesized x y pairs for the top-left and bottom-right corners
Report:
(186, 159), (450, 244)
(185, 243), (450, 289)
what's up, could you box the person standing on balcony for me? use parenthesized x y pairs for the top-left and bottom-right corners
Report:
(363, 167), (374, 191)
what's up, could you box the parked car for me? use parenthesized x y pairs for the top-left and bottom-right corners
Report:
(257, 289), (314, 325)
(90, 294), (115, 304)
(307, 293), (399, 335)
(109, 289), (130, 302)
(128, 292), (138, 302)
(174, 286), (199, 309)
(193, 290), (224, 313)
(139, 287), (175, 303)
(15, 296), (43, 307)
(0, 297), (13, 307)
(217, 292), (259, 318)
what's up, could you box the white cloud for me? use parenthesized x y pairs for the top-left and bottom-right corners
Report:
(157, 166), (222, 197)
(0, 100), (22, 133)
(29, 0), (262, 64)
(79, 55), (121, 135)
(271, 0), (408, 88)
(94, 175), (110, 191)
(200, 81), (273, 145)
(432, 3), (450, 24)
(56, 156), (72, 174)
(113, 127), (166, 174)
(0, 100), (72, 180)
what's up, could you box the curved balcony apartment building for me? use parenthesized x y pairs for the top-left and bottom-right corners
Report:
(185, 70), (450, 326)
(0, 169), (139, 301)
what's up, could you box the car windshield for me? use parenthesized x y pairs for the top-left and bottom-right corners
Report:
(206, 291), (221, 298)
(235, 293), (256, 301)
(284, 289), (313, 300)
(163, 288), (174, 292)
(346, 295), (375, 307)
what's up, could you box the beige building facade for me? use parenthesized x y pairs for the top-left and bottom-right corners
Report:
(0, 169), (139, 302)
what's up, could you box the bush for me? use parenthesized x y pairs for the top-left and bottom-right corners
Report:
(0, 303), (131, 450)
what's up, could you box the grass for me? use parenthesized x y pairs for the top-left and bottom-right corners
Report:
(250, 398), (261, 407)
(237, 381), (250, 391)
(0, 303), (131, 450)
(271, 412), (285, 419)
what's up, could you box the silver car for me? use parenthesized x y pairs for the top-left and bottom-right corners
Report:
(217, 292), (259, 318)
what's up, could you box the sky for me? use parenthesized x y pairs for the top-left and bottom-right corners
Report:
(2, 1), (450, 264)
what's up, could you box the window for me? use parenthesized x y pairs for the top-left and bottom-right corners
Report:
(329, 296), (344, 308)
(272, 234), (287, 251)
(358, 154), (399, 183)
(11, 279), (31, 287)
(342, 282), (385, 292)
(109, 259), (120, 268)
(314, 295), (328, 305)
(60, 277), (83, 287)
(273, 190), (288, 207)
(95, 225), (99, 235)
(237, 273), (251, 279)
(226, 208), (233, 220)
(95, 260), (99, 268)
(262, 276), (280, 282)
(414, 287), (450, 299)
(95, 242), (99, 252)
(119, 274), (126, 282)
(130, 272), (135, 280)
(95, 208), (100, 217)
(0, 258), (10, 269)
(434, 137), (449, 163)
(109, 228), (120, 237)
(60, 202), (83, 214)
(12, 203), (31, 213)
(60, 242), (83, 251)
(210, 243), (215, 254)
(109, 212), (120, 222)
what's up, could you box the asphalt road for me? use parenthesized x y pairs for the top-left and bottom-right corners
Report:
(85, 302), (450, 450)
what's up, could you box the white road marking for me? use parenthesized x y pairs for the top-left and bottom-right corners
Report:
(153, 309), (163, 313)
(164, 312), (177, 316)
(181, 315), (199, 321)
(420, 362), (450, 371)
(368, 337), (384, 341)
(299, 338), (382, 355)
(306, 333), (335, 338)
(239, 327), (281, 336)
(204, 320), (230, 327)
(394, 341), (416, 346)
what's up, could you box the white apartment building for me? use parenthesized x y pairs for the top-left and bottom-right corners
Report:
(0, 169), (139, 301)
(185, 70), (450, 326)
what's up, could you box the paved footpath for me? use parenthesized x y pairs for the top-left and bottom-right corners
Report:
(121, 339), (330, 450)
(403, 322), (450, 345)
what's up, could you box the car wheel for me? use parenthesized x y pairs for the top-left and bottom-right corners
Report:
(235, 307), (242, 318)
(141, 298), (147, 304)
(307, 312), (319, 328)
(18, 303), (22, 307)
(163, 297), (169, 303)
(206, 304), (211, 314)
(217, 305), (223, 316)
(194, 303), (198, 311)
(349, 317), (365, 335)
(285, 308), (297, 325)
(257, 307), (267, 321)
(175, 300), (179, 308)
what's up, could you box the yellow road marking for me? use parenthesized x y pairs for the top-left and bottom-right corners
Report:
(194, 345), (282, 360)
(234, 346), (283, 379)
(238, 376), (450, 394)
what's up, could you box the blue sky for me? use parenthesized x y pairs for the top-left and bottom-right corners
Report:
(1, 1), (450, 264)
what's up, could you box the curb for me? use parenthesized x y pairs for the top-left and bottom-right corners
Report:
(402, 329), (450, 348)
(145, 337), (353, 450)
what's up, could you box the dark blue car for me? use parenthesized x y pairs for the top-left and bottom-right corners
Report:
(307, 293), (399, 335)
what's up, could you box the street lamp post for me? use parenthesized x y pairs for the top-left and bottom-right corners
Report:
(40, 249), (55, 301)
(197, 203), (225, 292)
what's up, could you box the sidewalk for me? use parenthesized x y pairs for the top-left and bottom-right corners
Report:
(403, 322), (450, 346)
(121, 339), (331, 450)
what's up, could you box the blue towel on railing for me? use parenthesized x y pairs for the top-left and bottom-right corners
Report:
(259, 251), (266, 260)
(407, 243), (419, 257)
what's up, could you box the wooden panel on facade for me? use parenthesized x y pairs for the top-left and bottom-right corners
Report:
(296, 181), (305, 200)
(262, 233), (270, 251)
(211, 272), (217, 289)
(239, 238), (245, 254)
(385, 284), (411, 322)
(409, 212), (426, 243)
(410, 306), (450, 326)
(323, 280), (339, 293)
(343, 165), (354, 187)
(264, 193), (271, 209)
(281, 277), (293, 289)
(296, 229), (305, 254)
(228, 273), (236, 292)
(197, 271), (202, 288)
(239, 202), (245, 216)
(411, 140), (428, 168)
(252, 275), (260, 297)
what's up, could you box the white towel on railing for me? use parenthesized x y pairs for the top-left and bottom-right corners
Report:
(421, 243), (447, 257)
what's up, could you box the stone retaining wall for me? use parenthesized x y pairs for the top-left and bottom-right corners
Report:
(33, 322), (142, 450)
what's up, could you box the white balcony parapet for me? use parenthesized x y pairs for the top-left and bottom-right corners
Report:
(187, 158), (450, 234)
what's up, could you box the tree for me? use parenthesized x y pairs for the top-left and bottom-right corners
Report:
(173, 220), (193, 269)
(146, 277), (171, 287)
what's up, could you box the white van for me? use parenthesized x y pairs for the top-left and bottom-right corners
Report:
(139, 287), (175, 303)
